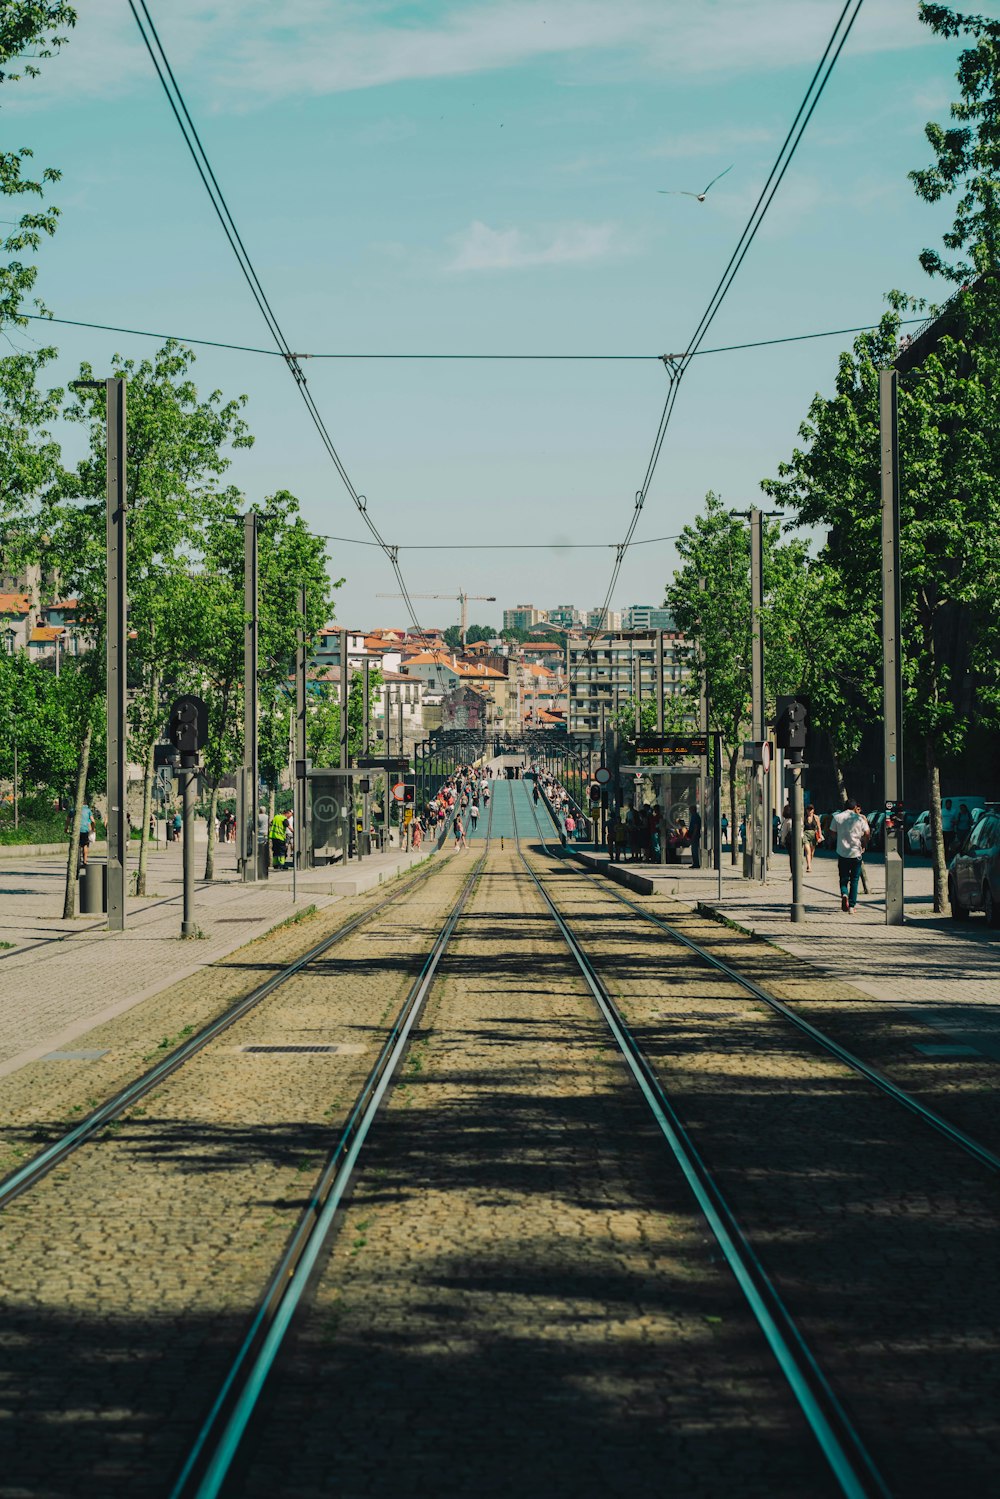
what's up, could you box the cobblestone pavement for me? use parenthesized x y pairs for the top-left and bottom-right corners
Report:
(527, 847), (1000, 1493)
(570, 841), (1000, 1061)
(0, 838), (433, 1080)
(239, 842), (830, 1499)
(0, 853), (473, 1498)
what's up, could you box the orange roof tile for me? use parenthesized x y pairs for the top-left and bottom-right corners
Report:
(0, 593), (30, 614)
(30, 625), (63, 642)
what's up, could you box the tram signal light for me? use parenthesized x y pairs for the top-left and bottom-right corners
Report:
(775, 695), (809, 756)
(403, 784), (415, 805)
(167, 694), (207, 757)
(589, 782), (602, 805)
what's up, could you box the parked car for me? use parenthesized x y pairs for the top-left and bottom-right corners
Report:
(908, 810), (931, 855)
(948, 811), (1000, 925)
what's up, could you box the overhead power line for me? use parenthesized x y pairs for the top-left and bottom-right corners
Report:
(126, 0), (425, 634)
(24, 311), (922, 361)
(312, 532), (683, 552)
(588, 0), (865, 643)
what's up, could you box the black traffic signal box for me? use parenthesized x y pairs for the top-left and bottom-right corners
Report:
(403, 784), (415, 805)
(775, 695), (810, 758)
(167, 695), (208, 762)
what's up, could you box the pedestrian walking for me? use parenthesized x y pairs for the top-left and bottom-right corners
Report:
(830, 799), (870, 913)
(173, 809), (182, 843)
(453, 815), (467, 851)
(802, 804), (823, 872)
(564, 812), (576, 843)
(67, 802), (95, 868)
(470, 801), (480, 833)
(720, 813), (729, 849)
(688, 806), (702, 869)
(284, 811), (295, 869)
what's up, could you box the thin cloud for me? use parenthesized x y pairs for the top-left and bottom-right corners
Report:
(8, 0), (932, 112)
(447, 220), (622, 272)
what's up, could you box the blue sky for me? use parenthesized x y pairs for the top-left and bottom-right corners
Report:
(4, 0), (987, 633)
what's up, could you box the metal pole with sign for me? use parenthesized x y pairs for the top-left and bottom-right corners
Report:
(106, 378), (128, 931)
(880, 368), (905, 926)
(243, 513), (259, 883)
(750, 508), (766, 883)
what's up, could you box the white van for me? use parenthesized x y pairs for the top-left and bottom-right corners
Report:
(940, 796), (985, 835)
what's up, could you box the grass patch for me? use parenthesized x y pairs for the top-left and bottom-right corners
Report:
(0, 941), (14, 950)
(263, 903), (318, 938)
(142, 1024), (195, 1063)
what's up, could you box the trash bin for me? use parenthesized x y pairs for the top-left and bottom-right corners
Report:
(79, 861), (107, 914)
(256, 840), (269, 880)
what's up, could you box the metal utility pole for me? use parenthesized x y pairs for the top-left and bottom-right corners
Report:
(106, 377), (127, 932)
(360, 657), (370, 860)
(880, 369), (905, 926)
(749, 507), (767, 883)
(295, 583), (310, 876)
(789, 761), (805, 923)
(655, 628), (667, 865)
(181, 766), (196, 936)
(339, 628), (350, 858)
(242, 512), (260, 883)
(698, 577), (711, 861)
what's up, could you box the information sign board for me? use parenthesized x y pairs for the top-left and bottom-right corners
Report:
(635, 733), (709, 759)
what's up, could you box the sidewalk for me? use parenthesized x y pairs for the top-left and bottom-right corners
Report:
(0, 837), (438, 1081)
(567, 844), (1000, 1063)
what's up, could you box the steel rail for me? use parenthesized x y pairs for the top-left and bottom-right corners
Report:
(0, 848), (455, 1209)
(526, 790), (1000, 1177)
(171, 793), (494, 1499)
(509, 782), (888, 1499)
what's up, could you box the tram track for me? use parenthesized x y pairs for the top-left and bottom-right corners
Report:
(528, 788), (1000, 1173)
(0, 785), (493, 1499)
(515, 782), (1000, 1495)
(0, 844), (462, 1208)
(168, 794), (495, 1499)
(508, 783), (888, 1499)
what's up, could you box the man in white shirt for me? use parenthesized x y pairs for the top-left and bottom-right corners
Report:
(829, 800), (871, 913)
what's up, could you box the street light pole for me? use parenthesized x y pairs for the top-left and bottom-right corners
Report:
(106, 377), (127, 932)
(880, 369), (905, 926)
(242, 512), (260, 883)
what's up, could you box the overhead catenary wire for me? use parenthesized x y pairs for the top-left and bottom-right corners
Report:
(588, 0), (865, 645)
(126, 0), (425, 634)
(22, 311), (922, 360)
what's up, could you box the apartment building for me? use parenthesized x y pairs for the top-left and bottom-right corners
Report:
(625, 605), (675, 631)
(565, 631), (691, 736)
(503, 603), (548, 632)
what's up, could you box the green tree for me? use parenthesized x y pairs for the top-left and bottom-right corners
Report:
(189, 496), (336, 878)
(665, 494), (818, 862)
(764, 292), (1000, 909)
(56, 341), (254, 893)
(0, 3), (75, 327)
(910, 3), (1000, 284)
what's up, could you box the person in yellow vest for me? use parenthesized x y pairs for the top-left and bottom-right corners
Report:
(269, 809), (287, 869)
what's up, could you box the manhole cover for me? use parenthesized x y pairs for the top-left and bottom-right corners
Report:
(912, 1042), (981, 1057)
(43, 1049), (109, 1060)
(237, 1044), (364, 1055)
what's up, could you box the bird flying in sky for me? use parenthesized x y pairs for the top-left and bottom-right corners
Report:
(658, 165), (733, 202)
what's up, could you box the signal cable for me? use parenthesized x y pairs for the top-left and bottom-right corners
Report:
(126, 0), (425, 633)
(587, 0), (864, 644)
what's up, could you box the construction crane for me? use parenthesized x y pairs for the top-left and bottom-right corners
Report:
(375, 591), (497, 647)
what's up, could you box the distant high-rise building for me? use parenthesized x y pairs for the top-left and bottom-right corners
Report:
(585, 607), (622, 632)
(547, 603), (581, 630)
(625, 605), (675, 631)
(503, 603), (548, 632)
(565, 629), (693, 735)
